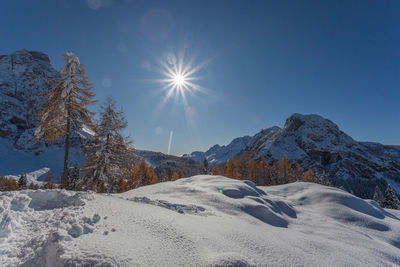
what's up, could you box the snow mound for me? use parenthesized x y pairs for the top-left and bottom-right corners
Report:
(2, 175), (400, 266)
(0, 190), (98, 266)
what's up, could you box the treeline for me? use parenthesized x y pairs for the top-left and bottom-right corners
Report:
(209, 155), (324, 186)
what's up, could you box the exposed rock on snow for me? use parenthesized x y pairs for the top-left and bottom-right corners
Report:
(1, 175), (400, 266)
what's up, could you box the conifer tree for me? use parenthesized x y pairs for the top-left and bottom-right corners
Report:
(200, 157), (209, 174)
(373, 186), (384, 207)
(171, 172), (180, 181)
(146, 167), (158, 185)
(211, 165), (224, 175)
(248, 160), (259, 184)
(125, 164), (140, 189)
(117, 178), (128, 193)
(171, 169), (184, 181)
(18, 174), (27, 190)
(320, 171), (330, 186)
(383, 184), (400, 209)
(0, 177), (19, 191)
(258, 157), (271, 185)
(270, 160), (279, 185)
(83, 97), (133, 192)
(151, 172), (158, 184)
(134, 159), (158, 186)
(278, 155), (292, 184)
(35, 52), (97, 187)
(43, 170), (57, 189)
(29, 183), (39, 190)
(225, 157), (238, 178)
(67, 161), (81, 190)
(303, 169), (317, 183)
(292, 162), (303, 181)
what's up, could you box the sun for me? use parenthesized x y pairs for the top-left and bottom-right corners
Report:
(156, 52), (205, 105)
(173, 73), (186, 87)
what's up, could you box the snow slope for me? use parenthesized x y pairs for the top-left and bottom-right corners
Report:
(0, 138), (84, 177)
(1, 175), (400, 266)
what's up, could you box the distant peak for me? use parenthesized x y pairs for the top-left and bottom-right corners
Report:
(284, 113), (339, 132)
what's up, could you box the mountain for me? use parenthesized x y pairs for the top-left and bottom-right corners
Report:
(135, 150), (202, 179)
(187, 114), (400, 197)
(183, 135), (254, 165)
(239, 114), (400, 196)
(0, 49), (59, 152)
(2, 175), (400, 266)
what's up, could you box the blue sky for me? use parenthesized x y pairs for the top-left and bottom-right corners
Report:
(1, 0), (399, 155)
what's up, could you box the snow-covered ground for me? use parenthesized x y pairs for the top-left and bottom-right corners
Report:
(5, 168), (49, 186)
(1, 175), (400, 266)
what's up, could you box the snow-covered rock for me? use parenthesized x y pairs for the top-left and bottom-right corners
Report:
(0, 50), (58, 148)
(1, 175), (400, 266)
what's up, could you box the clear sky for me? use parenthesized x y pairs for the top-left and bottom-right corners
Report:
(1, 0), (399, 155)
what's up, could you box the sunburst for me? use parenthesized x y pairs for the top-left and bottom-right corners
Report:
(158, 52), (204, 105)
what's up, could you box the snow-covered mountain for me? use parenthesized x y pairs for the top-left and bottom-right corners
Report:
(186, 114), (400, 197)
(0, 50), (59, 152)
(134, 150), (202, 178)
(183, 135), (254, 165)
(238, 114), (400, 197)
(1, 175), (400, 266)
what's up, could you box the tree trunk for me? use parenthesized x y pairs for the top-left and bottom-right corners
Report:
(63, 111), (71, 188)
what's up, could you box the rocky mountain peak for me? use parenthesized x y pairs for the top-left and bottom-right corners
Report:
(0, 49), (58, 150)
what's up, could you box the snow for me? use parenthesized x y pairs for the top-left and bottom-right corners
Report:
(1, 175), (400, 266)
(5, 168), (49, 186)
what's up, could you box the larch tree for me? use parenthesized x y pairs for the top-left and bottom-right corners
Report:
(211, 165), (224, 175)
(135, 159), (158, 186)
(292, 162), (303, 181)
(171, 169), (184, 181)
(0, 177), (19, 191)
(83, 97), (133, 192)
(35, 52), (96, 187)
(278, 155), (292, 184)
(125, 164), (140, 189)
(303, 169), (317, 183)
(225, 157), (238, 178)
(258, 157), (271, 185)
(248, 160), (259, 184)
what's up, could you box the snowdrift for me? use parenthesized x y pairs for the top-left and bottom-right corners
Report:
(1, 175), (400, 266)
